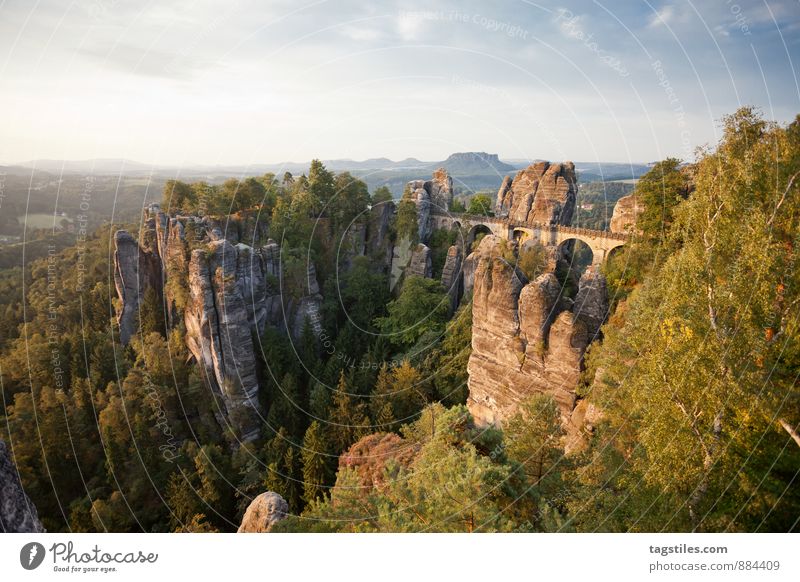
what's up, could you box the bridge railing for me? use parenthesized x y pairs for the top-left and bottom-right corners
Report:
(435, 210), (631, 242)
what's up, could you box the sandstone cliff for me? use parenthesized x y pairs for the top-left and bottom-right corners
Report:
(609, 193), (642, 234)
(113, 209), (327, 440)
(466, 235), (607, 426)
(0, 440), (45, 533)
(440, 244), (463, 312)
(495, 161), (577, 225)
(406, 168), (453, 243)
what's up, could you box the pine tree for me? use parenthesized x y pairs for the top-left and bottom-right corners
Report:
(301, 421), (331, 505)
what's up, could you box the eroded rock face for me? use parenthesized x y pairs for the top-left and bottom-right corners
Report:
(495, 161), (577, 225)
(440, 245), (463, 312)
(113, 210), (334, 441)
(609, 194), (642, 234)
(113, 231), (160, 345)
(406, 168), (454, 243)
(466, 236), (606, 426)
(408, 244), (433, 279)
(185, 241), (263, 441)
(237, 492), (288, 533)
(0, 440), (45, 533)
(367, 202), (395, 269)
(573, 267), (609, 341)
(428, 167), (454, 211)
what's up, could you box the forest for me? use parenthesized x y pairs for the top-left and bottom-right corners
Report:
(0, 108), (798, 533)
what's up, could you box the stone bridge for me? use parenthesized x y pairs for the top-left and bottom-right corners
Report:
(431, 211), (630, 265)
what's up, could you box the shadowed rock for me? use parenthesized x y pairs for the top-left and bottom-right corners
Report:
(0, 440), (44, 533)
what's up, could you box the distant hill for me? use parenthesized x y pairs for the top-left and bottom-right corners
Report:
(435, 152), (516, 175)
(11, 154), (653, 197)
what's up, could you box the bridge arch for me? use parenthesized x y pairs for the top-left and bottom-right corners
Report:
(467, 224), (493, 250)
(557, 237), (594, 275)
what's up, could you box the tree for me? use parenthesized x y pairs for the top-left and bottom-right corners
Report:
(635, 157), (691, 241)
(308, 159), (335, 215)
(582, 108), (800, 531)
(395, 198), (419, 243)
(161, 180), (195, 213)
(467, 193), (493, 216)
(301, 421), (332, 504)
(371, 186), (393, 205)
(376, 276), (449, 348)
(503, 395), (564, 495)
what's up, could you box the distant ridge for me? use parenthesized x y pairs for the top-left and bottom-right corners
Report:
(437, 152), (516, 175)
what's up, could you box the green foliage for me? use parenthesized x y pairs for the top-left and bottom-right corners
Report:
(376, 276), (449, 348)
(395, 198), (419, 244)
(574, 181), (634, 230)
(467, 193), (493, 215)
(449, 197), (466, 213)
(635, 157), (690, 241)
(371, 186), (393, 205)
(301, 421), (332, 504)
(581, 108), (800, 531)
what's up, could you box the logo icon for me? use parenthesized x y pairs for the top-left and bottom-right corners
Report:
(20, 542), (46, 570)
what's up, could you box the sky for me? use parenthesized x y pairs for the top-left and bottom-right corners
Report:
(1, 0), (798, 166)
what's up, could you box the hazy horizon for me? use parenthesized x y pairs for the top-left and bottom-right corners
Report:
(1, 1), (799, 166)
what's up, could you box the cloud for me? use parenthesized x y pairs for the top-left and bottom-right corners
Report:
(648, 4), (675, 28)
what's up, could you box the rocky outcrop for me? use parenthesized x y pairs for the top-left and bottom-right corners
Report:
(440, 245), (463, 312)
(462, 235), (505, 297)
(609, 194), (642, 234)
(185, 241), (264, 441)
(408, 244), (432, 279)
(113, 231), (160, 345)
(113, 209), (335, 441)
(427, 167), (454, 211)
(466, 236), (607, 426)
(237, 492), (288, 533)
(0, 440), (44, 533)
(573, 267), (609, 340)
(406, 168), (454, 243)
(407, 181), (433, 243)
(367, 202), (395, 269)
(288, 262), (323, 340)
(495, 161), (577, 225)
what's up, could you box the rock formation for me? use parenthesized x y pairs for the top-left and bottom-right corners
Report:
(0, 440), (45, 533)
(408, 244), (432, 278)
(184, 241), (265, 441)
(466, 236), (607, 426)
(609, 193), (642, 234)
(573, 267), (609, 340)
(440, 245), (463, 312)
(406, 168), (454, 243)
(113, 205), (394, 441)
(237, 491), (288, 533)
(113, 231), (160, 345)
(495, 161), (577, 225)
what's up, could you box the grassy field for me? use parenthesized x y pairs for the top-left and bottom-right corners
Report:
(18, 213), (72, 229)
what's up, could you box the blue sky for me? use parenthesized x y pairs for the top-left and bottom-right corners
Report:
(1, 0), (798, 166)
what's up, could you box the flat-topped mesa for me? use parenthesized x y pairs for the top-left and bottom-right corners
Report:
(495, 161), (578, 225)
(466, 235), (608, 427)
